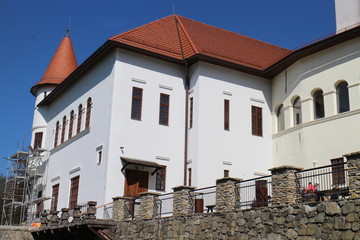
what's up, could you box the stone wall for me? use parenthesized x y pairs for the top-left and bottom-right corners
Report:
(0, 226), (34, 240)
(115, 198), (360, 240)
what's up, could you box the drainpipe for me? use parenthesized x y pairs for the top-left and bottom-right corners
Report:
(174, 17), (189, 186)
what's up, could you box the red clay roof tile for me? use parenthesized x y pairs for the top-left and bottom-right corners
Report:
(110, 15), (292, 70)
(31, 32), (78, 95)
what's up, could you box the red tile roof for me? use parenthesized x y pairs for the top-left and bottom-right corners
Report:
(110, 15), (292, 70)
(31, 32), (78, 95)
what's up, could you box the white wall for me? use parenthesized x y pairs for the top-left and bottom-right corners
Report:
(40, 51), (117, 211)
(189, 62), (273, 187)
(335, 0), (360, 32)
(104, 49), (186, 202)
(272, 38), (360, 168)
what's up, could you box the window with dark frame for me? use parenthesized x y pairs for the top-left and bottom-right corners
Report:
(331, 158), (345, 185)
(293, 97), (302, 125)
(131, 87), (143, 120)
(156, 167), (166, 191)
(69, 176), (80, 209)
(77, 104), (83, 134)
(224, 170), (229, 177)
(188, 168), (192, 186)
(54, 121), (60, 148)
(189, 97), (193, 128)
(34, 132), (43, 149)
(68, 110), (74, 139)
(51, 184), (59, 211)
(252, 106), (263, 136)
(85, 98), (92, 129)
(314, 90), (325, 119)
(224, 99), (230, 130)
(337, 81), (350, 113)
(159, 94), (170, 125)
(61, 116), (66, 144)
(97, 151), (102, 165)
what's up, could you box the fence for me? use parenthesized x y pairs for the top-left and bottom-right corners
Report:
(96, 202), (113, 219)
(295, 162), (349, 203)
(157, 192), (174, 217)
(238, 175), (272, 209)
(193, 186), (217, 213)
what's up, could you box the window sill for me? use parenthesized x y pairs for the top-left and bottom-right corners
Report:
(50, 128), (90, 155)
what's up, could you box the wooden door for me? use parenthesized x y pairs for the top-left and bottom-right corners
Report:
(255, 180), (268, 207)
(124, 169), (148, 198)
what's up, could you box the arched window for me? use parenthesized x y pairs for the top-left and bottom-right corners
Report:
(77, 104), (83, 134)
(61, 116), (66, 144)
(293, 97), (302, 125)
(313, 90), (324, 119)
(54, 121), (60, 148)
(85, 98), (92, 129)
(68, 110), (74, 139)
(336, 81), (349, 113)
(277, 104), (285, 132)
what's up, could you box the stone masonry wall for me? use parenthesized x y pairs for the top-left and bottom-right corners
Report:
(0, 226), (34, 240)
(115, 198), (360, 240)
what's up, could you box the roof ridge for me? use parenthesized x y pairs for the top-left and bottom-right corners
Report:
(176, 15), (291, 52)
(174, 15), (199, 54)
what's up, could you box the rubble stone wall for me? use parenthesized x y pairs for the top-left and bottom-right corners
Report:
(115, 198), (360, 240)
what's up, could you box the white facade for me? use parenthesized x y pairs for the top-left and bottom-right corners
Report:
(28, 5), (360, 217)
(335, 0), (360, 31)
(272, 38), (360, 168)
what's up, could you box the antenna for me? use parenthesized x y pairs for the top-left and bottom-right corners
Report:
(67, 16), (72, 37)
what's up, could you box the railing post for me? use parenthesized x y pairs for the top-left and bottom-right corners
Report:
(215, 177), (242, 211)
(112, 196), (131, 221)
(270, 165), (303, 206)
(139, 192), (161, 219)
(345, 151), (360, 198)
(172, 186), (196, 216)
(85, 201), (97, 220)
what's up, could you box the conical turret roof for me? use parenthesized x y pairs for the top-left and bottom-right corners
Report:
(31, 31), (78, 95)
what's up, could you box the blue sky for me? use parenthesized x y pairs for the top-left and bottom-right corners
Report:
(0, 0), (335, 174)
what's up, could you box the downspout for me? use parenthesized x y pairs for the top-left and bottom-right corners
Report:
(174, 17), (190, 186)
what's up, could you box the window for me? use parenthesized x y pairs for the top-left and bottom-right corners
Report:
(54, 121), (60, 148)
(61, 116), (66, 144)
(189, 97), (193, 128)
(85, 98), (92, 129)
(77, 104), (83, 134)
(331, 158), (345, 186)
(69, 176), (80, 209)
(68, 110), (74, 139)
(293, 97), (302, 125)
(131, 87), (143, 120)
(34, 132), (43, 149)
(313, 90), (324, 119)
(224, 99), (230, 130)
(97, 151), (102, 165)
(188, 168), (192, 186)
(51, 184), (59, 211)
(277, 104), (285, 131)
(337, 81), (350, 113)
(156, 167), (166, 191)
(159, 94), (170, 125)
(252, 106), (262, 136)
(224, 170), (229, 177)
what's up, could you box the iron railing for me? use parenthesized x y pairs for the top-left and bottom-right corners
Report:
(238, 175), (272, 209)
(193, 186), (217, 213)
(295, 162), (348, 203)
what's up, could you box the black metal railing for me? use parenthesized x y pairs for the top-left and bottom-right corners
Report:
(157, 192), (174, 217)
(193, 186), (217, 213)
(238, 175), (272, 209)
(296, 162), (348, 203)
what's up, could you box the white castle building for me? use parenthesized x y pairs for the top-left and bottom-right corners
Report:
(29, 1), (360, 215)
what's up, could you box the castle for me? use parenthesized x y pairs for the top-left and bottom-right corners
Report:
(27, 0), (360, 219)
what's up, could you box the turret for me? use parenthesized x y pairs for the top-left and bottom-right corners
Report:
(335, 0), (360, 32)
(30, 30), (78, 149)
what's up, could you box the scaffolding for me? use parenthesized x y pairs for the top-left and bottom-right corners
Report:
(1, 147), (49, 225)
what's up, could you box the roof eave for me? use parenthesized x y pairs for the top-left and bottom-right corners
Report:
(266, 25), (360, 78)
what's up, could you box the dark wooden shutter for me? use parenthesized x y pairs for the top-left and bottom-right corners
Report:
(69, 176), (80, 209)
(255, 180), (268, 207)
(51, 184), (59, 211)
(224, 99), (230, 130)
(34, 132), (43, 149)
(77, 105), (83, 134)
(85, 98), (92, 129)
(131, 87), (143, 120)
